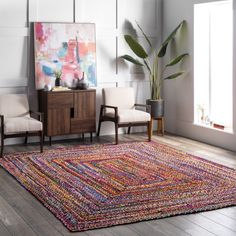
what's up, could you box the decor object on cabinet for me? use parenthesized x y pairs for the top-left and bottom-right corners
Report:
(39, 89), (96, 144)
(0, 94), (43, 157)
(54, 69), (62, 87)
(52, 86), (71, 91)
(77, 81), (89, 90)
(34, 23), (97, 89)
(44, 84), (52, 91)
(1, 141), (236, 232)
(75, 72), (89, 90)
(121, 20), (188, 118)
(97, 87), (152, 144)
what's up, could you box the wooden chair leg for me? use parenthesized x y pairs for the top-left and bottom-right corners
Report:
(115, 122), (118, 145)
(1, 135), (4, 157)
(24, 132), (28, 144)
(127, 126), (131, 134)
(97, 106), (104, 137)
(40, 131), (43, 153)
(97, 119), (102, 136)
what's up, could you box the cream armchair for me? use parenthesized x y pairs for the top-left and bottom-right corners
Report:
(97, 87), (152, 144)
(0, 94), (43, 157)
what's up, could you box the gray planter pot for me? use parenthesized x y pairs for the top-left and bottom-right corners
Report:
(146, 99), (164, 118)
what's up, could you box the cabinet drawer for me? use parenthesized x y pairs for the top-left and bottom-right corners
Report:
(71, 119), (96, 133)
(48, 92), (73, 109)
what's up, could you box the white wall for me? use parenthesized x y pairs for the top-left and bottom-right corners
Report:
(163, 0), (236, 151)
(0, 0), (162, 144)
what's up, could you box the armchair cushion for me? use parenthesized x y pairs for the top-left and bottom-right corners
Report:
(103, 87), (135, 113)
(0, 94), (30, 118)
(105, 109), (151, 124)
(4, 117), (43, 134)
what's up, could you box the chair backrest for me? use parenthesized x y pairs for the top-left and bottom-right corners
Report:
(0, 94), (30, 118)
(102, 87), (135, 111)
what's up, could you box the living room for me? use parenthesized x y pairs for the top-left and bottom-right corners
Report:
(0, 0), (236, 235)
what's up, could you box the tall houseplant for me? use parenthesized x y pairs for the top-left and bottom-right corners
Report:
(121, 20), (188, 117)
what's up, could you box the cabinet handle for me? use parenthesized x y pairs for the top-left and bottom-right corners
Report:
(70, 108), (74, 118)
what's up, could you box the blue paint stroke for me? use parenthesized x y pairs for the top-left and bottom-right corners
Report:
(57, 42), (68, 58)
(42, 65), (54, 76)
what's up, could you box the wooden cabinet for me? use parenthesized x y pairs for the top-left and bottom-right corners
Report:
(39, 89), (96, 141)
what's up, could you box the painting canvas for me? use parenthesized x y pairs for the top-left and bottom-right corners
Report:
(34, 22), (97, 89)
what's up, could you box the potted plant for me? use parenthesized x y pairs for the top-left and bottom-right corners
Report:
(121, 20), (188, 118)
(54, 69), (62, 87)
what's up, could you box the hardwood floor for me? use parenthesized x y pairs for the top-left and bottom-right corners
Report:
(0, 133), (236, 236)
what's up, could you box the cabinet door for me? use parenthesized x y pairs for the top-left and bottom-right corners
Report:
(71, 90), (96, 133)
(47, 92), (73, 136)
(47, 108), (71, 136)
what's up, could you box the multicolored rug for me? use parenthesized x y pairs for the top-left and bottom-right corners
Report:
(0, 141), (236, 231)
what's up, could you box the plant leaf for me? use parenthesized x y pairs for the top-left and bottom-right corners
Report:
(158, 20), (185, 58)
(163, 20), (185, 45)
(163, 71), (185, 80)
(121, 55), (144, 66)
(136, 21), (152, 48)
(166, 53), (188, 67)
(124, 35), (148, 59)
(157, 42), (168, 57)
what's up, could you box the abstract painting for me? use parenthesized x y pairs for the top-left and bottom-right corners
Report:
(34, 23), (97, 89)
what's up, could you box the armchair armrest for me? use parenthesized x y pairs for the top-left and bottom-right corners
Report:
(134, 103), (151, 114)
(100, 105), (118, 118)
(29, 110), (44, 123)
(101, 105), (118, 110)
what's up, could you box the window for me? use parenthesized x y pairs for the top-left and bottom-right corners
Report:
(194, 0), (233, 131)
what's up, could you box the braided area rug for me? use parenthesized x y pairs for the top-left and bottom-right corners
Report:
(0, 141), (236, 231)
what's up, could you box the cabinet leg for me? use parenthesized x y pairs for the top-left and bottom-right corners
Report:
(90, 132), (93, 142)
(49, 136), (52, 146)
(82, 133), (84, 141)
